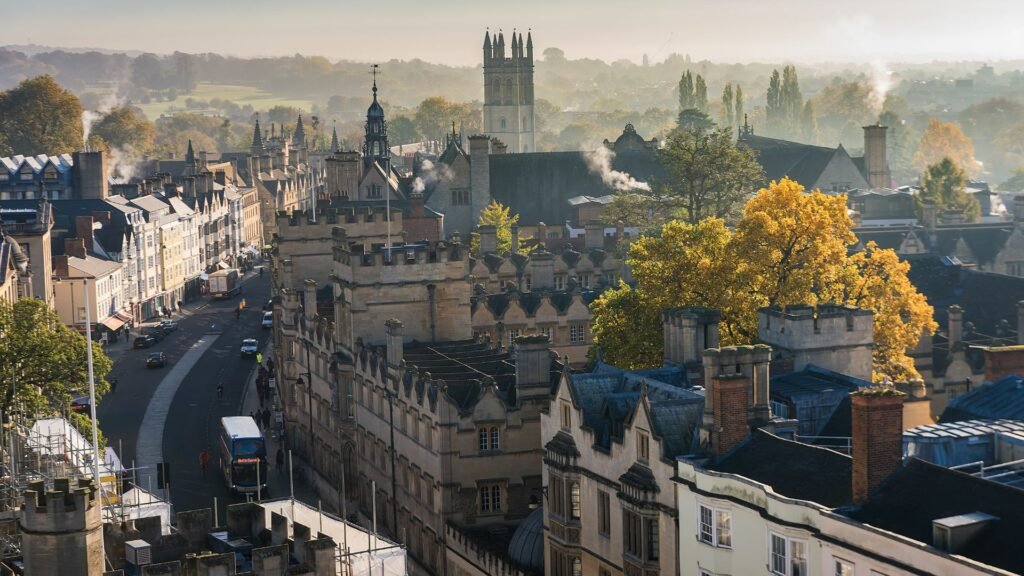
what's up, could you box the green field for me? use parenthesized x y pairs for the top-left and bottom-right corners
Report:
(84, 82), (316, 120)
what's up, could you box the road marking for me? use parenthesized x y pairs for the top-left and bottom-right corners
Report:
(135, 336), (217, 491)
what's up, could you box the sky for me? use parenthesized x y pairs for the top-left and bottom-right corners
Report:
(9, 0), (1024, 65)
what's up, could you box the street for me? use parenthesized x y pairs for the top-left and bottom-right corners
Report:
(97, 272), (274, 519)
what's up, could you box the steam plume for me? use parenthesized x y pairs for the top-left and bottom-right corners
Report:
(412, 159), (453, 194)
(585, 147), (650, 192)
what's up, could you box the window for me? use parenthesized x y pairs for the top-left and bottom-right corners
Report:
(501, 117), (507, 130)
(490, 427), (500, 450)
(554, 275), (565, 290)
(480, 483), (502, 513)
(1009, 261), (1024, 277)
(697, 504), (732, 548)
(367, 184), (382, 199)
(478, 426), (500, 451)
(570, 482), (581, 519)
(571, 558), (582, 576)
(834, 559), (855, 576)
(506, 328), (520, 343)
(598, 491), (611, 536)
(637, 431), (650, 463)
(560, 401), (572, 430)
(452, 189), (470, 206)
(479, 428), (489, 451)
(569, 324), (586, 344)
(646, 518), (659, 560)
(578, 273), (591, 288)
(770, 533), (808, 576)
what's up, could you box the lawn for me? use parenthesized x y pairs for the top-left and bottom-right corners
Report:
(84, 82), (317, 120)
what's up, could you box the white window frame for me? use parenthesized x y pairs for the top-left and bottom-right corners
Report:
(834, 558), (855, 576)
(769, 532), (808, 576)
(697, 504), (732, 548)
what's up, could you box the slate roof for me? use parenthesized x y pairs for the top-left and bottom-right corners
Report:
(738, 134), (867, 190)
(844, 458), (1024, 575)
(940, 375), (1024, 423)
(489, 148), (664, 226)
(705, 429), (853, 508)
(402, 340), (560, 412)
(771, 365), (868, 399)
(565, 363), (702, 459)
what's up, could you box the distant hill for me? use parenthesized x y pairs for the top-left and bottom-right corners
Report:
(2, 44), (145, 58)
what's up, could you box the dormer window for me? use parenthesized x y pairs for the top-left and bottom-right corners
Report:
(560, 401), (572, 431)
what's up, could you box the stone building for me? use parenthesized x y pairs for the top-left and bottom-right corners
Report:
(272, 220), (559, 574)
(0, 151), (108, 201)
(19, 478), (103, 576)
(482, 29), (535, 153)
(52, 238), (129, 335)
(0, 230), (29, 305)
(0, 198), (53, 305)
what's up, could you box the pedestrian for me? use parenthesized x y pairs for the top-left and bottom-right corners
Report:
(256, 352), (263, 365)
(216, 384), (224, 398)
(199, 449), (210, 476)
(276, 447), (284, 475)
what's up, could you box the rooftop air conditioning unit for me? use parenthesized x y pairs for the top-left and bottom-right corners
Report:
(125, 539), (152, 567)
(932, 512), (998, 553)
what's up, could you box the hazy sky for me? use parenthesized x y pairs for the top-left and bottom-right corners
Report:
(10, 0), (1024, 65)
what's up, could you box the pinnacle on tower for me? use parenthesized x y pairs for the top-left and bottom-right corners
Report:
(331, 125), (339, 153)
(293, 114), (306, 147)
(526, 30), (534, 61)
(251, 116), (265, 153)
(185, 139), (196, 165)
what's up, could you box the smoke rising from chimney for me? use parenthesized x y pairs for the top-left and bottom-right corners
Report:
(411, 158), (453, 194)
(585, 147), (651, 192)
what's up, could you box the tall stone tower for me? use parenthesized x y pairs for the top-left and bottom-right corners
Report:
(482, 29), (535, 153)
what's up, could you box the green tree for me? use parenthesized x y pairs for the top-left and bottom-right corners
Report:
(914, 118), (977, 175)
(781, 65), (803, 137)
(812, 80), (873, 145)
(91, 106), (156, 153)
(694, 75), (708, 113)
(471, 200), (520, 255)
(801, 101), (818, 143)
(719, 84), (735, 131)
(920, 158), (980, 221)
(592, 178), (936, 382)
(414, 97), (480, 143)
(0, 75), (83, 154)
(678, 71), (695, 111)
(0, 299), (112, 423)
(1001, 167), (1024, 192)
(766, 69), (782, 134)
(389, 116), (420, 146)
(734, 84), (744, 129)
(676, 108), (713, 133)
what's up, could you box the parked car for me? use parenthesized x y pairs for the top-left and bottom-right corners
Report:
(141, 325), (165, 341)
(240, 338), (259, 356)
(70, 394), (91, 413)
(159, 319), (178, 332)
(133, 335), (157, 349)
(262, 311), (273, 329)
(146, 352), (167, 368)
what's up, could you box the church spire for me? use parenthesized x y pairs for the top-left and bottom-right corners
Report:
(185, 139), (195, 165)
(251, 116), (264, 153)
(293, 114), (306, 147)
(331, 123), (339, 153)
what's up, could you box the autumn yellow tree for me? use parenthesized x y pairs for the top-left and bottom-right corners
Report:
(913, 118), (977, 175)
(591, 178), (936, 381)
(470, 200), (520, 255)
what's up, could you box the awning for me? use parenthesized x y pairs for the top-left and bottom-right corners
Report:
(101, 316), (126, 332)
(216, 261), (230, 270)
(115, 311), (133, 324)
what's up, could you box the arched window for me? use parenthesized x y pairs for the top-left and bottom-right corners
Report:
(505, 78), (514, 105)
(500, 117), (507, 130)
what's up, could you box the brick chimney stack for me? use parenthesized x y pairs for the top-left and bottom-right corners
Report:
(64, 238), (86, 259)
(863, 123), (890, 189)
(75, 216), (94, 252)
(702, 345), (772, 456)
(851, 389), (905, 503)
(54, 255), (69, 277)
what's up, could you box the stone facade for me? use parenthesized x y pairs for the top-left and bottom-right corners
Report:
(758, 304), (875, 382)
(482, 30), (535, 153)
(19, 479), (103, 576)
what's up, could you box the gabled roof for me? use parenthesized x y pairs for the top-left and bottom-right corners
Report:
(705, 429), (853, 507)
(738, 134), (868, 190)
(844, 458), (1024, 575)
(67, 254), (121, 278)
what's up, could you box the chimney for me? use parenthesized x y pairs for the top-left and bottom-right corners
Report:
(385, 319), (404, 368)
(199, 150), (208, 171)
(303, 279), (317, 321)
(54, 255), (69, 277)
(478, 225), (498, 254)
(163, 183), (177, 197)
(529, 249), (554, 290)
(90, 211), (111, 226)
(584, 221), (604, 250)
(1018, 301), (1024, 345)
(702, 346), (766, 456)
(468, 135), (491, 223)
(947, 305), (963, 349)
(851, 389), (905, 502)
(515, 334), (552, 400)
(74, 216), (95, 252)
(615, 219), (625, 239)
(183, 177), (196, 198)
(537, 222), (548, 242)
(920, 198), (938, 232)
(72, 150), (109, 200)
(409, 191), (425, 219)
(510, 225), (519, 254)
(64, 237), (86, 259)
(862, 123), (890, 189)
(203, 171), (215, 193)
(214, 170), (227, 187)
(662, 307), (721, 366)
